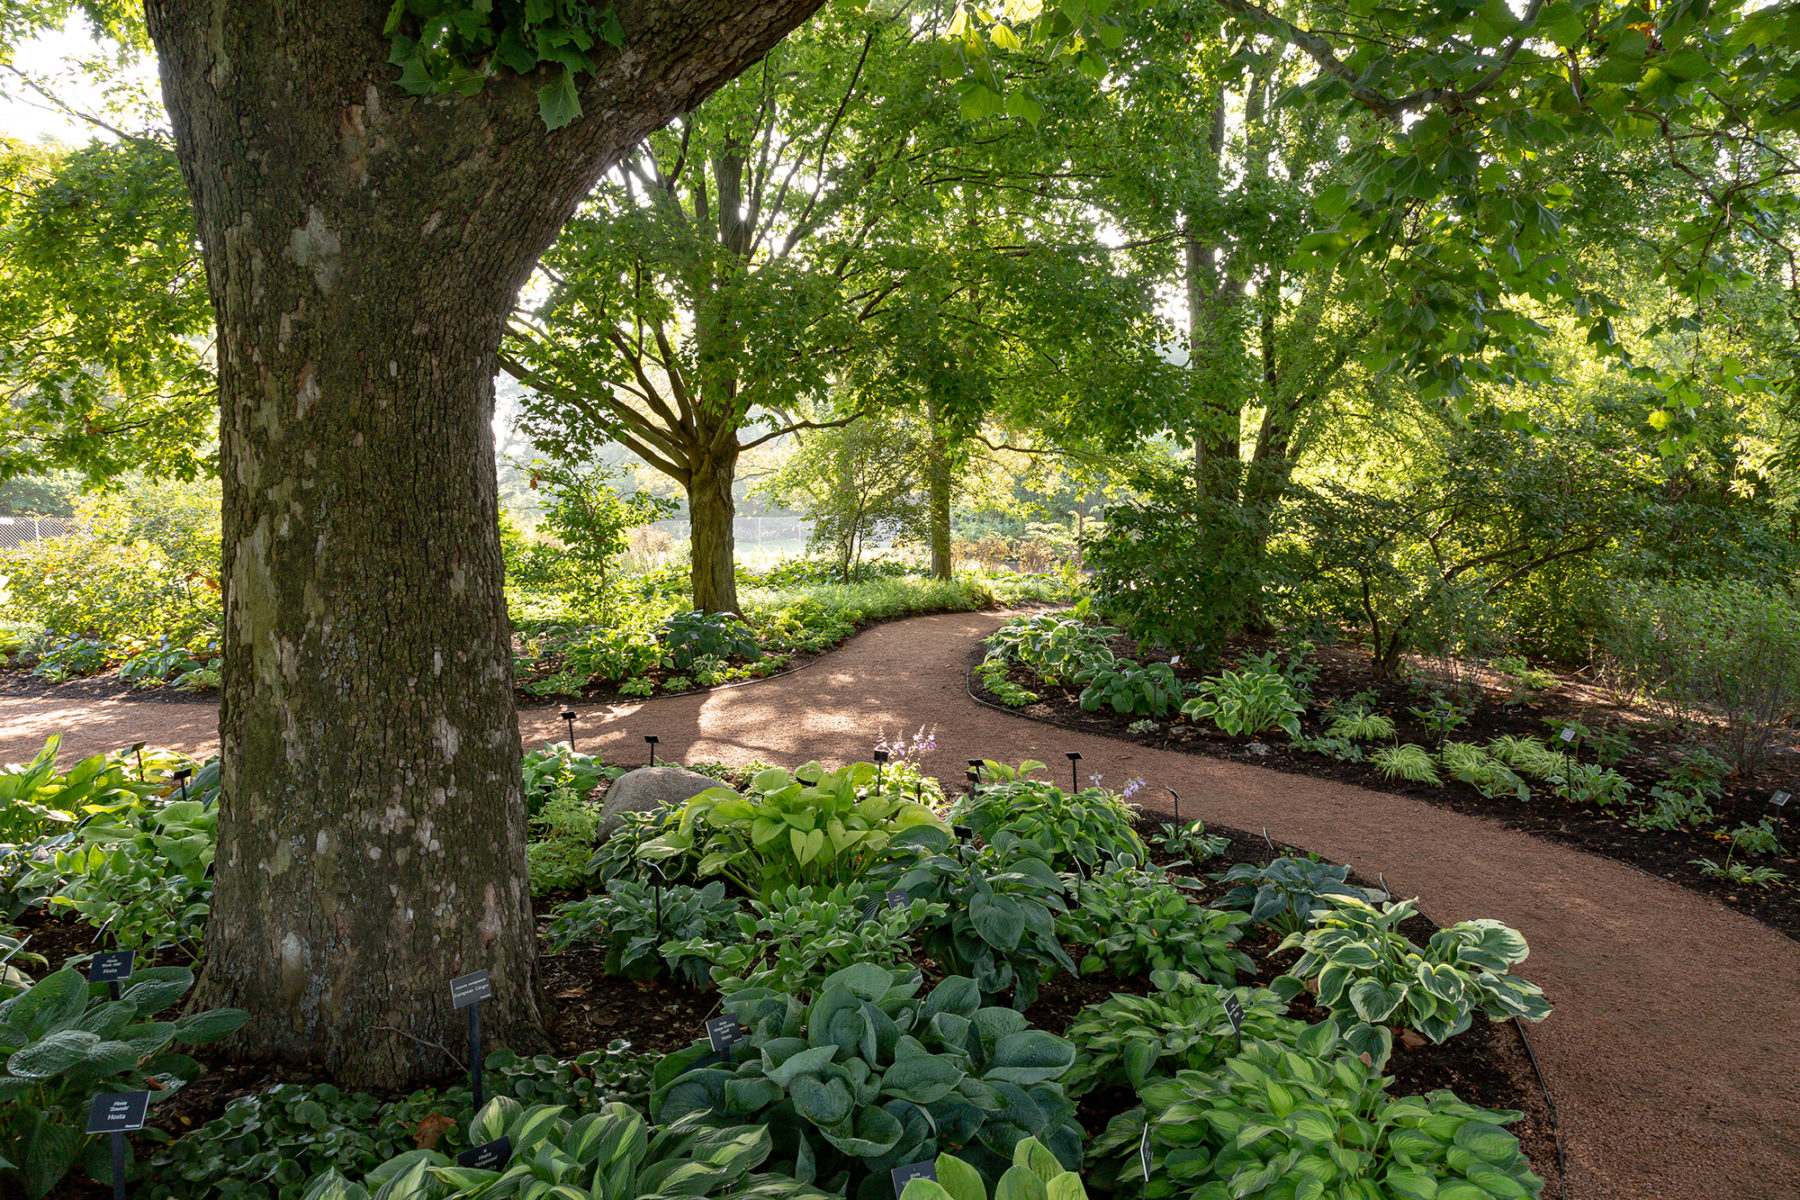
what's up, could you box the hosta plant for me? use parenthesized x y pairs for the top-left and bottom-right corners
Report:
(1212, 857), (1370, 936)
(543, 879), (742, 988)
(1090, 1021), (1543, 1200)
(1272, 897), (1551, 1068)
(520, 742), (612, 818)
(662, 610), (763, 670)
(1076, 660), (1183, 719)
(1178, 669), (1304, 739)
(1371, 742), (1442, 785)
(653, 965), (1081, 1199)
(887, 842), (1078, 1008)
(643, 762), (948, 898)
(1157, 819), (1230, 864)
(948, 778), (1145, 872)
(975, 660), (1038, 707)
(301, 1096), (825, 1200)
(666, 885), (944, 1000)
(1439, 741), (1530, 801)
(1, 966), (248, 1198)
(1055, 861), (1251, 983)
(984, 615), (1118, 686)
(897, 1136), (1088, 1200)
(1551, 763), (1633, 808)
(1061, 974), (1295, 1098)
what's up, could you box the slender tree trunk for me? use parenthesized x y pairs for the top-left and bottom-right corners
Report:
(145, 0), (824, 1086)
(688, 446), (740, 613)
(926, 400), (952, 580)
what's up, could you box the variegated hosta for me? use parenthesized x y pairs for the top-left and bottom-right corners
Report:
(1088, 1021), (1544, 1200)
(300, 1096), (828, 1200)
(641, 762), (949, 899)
(1271, 898), (1550, 1069)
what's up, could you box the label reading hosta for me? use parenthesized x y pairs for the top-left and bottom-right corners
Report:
(86, 1091), (149, 1134)
(1139, 1125), (1153, 1181)
(87, 950), (135, 983)
(1222, 992), (1245, 1035)
(1774, 792), (1792, 808)
(450, 970), (492, 1009)
(885, 890), (907, 909)
(1559, 727), (1576, 743)
(705, 1015), (744, 1052)
(458, 1137), (512, 1170)
(891, 1161), (937, 1196)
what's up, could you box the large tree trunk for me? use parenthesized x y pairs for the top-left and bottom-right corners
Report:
(146, 0), (824, 1087)
(688, 446), (740, 613)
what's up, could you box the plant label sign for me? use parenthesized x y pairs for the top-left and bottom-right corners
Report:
(1558, 727), (1576, 743)
(86, 1091), (150, 1134)
(885, 890), (908, 910)
(705, 1015), (744, 1052)
(1774, 792), (1792, 808)
(891, 1160), (937, 1197)
(1222, 992), (1245, 1035)
(88, 950), (135, 984)
(450, 970), (492, 1009)
(952, 824), (973, 841)
(457, 1137), (512, 1170)
(1138, 1124), (1153, 1183)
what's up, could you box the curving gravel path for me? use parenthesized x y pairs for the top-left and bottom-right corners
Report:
(7, 610), (1799, 1199)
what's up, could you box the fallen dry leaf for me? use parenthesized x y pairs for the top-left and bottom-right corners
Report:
(414, 1113), (457, 1150)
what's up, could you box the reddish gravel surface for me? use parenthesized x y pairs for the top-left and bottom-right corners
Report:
(6, 610), (1799, 1199)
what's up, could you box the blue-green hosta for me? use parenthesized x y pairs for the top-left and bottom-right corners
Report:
(1, 966), (247, 1198)
(1212, 857), (1372, 936)
(1055, 862), (1251, 983)
(1272, 898), (1551, 1069)
(300, 1096), (826, 1200)
(653, 965), (1081, 1199)
(642, 762), (948, 899)
(1076, 660), (1183, 719)
(948, 777), (1146, 873)
(1062, 975), (1297, 1099)
(1179, 669), (1304, 739)
(1090, 1021), (1543, 1200)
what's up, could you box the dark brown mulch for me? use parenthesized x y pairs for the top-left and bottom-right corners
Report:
(972, 635), (1800, 942)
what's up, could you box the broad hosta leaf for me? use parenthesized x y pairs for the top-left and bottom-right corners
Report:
(7, 1028), (100, 1078)
(171, 1007), (250, 1045)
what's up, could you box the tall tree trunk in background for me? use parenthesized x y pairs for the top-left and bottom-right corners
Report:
(145, 0), (823, 1087)
(926, 396), (952, 579)
(687, 443), (741, 613)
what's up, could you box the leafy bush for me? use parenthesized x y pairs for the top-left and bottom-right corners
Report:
(662, 610), (762, 670)
(0, 737), (145, 846)
(1439, 741), (1530, 801)
(984, 615), (1117, 686)
(1212, 857), (1369, 936)
(1062, 973), (1296, 1098)
(302, 1096), (821, 1200)
(520, 742), (612, 818)
(525, 793), (602, 895)
(1179, 668), (1304, 738)
(1550, 763), (1633, 808)
(1091, 1020), (1544, 1200)
(653, 965), (1081, 1197)
(1326, 710), (1395, 741)
(1076, 660), (1183, 718)
(1691, 857), (1787, 888)
(30, 634), (110, 681)
(665, 885), (942, 999)
(146, 1045), (658, 1200)
(118, 636), (204, 686)
(1630, 783), (1718, 832)
(1407, 691), (1470, 743)
(897, 1136), (1087, 1200)
(1056, 862), (1250, 982)
(1602, 578), (1800, 775)
(1157, 819), (1230, 864)
(1485, 735), (1569, 780)
(643, 762), (947, 898)
(949, 776), (1145, 873)
(1272, 897), (1550, 1068)
(1371, 743), (1442, 785)
(1, 966), (247, 1198)
(543, 879), (741, 987)
(1293, 733), (1364, 762)
(560, 626), (663, 681)
(890, 842), (1077, 1008)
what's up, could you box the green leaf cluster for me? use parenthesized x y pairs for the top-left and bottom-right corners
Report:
(949, 778), (1145, 873)
(1055, 863), (1251, 983)
(1, 966), (247, 1198)
(1062, 975), (1296, 1099)
(899, 1136), (1088, 1200)
(1213, 858), (1370, 937)
(1077, 660), (1183, 719)
(1180, 669), (1305, 739)
(652, 966), (1081, 1196)
(1437, 743), (1529, 802)
(1370, 744), (1442, 787)
(1273, 898), (1551, 1069)
(544, 879), (742, 988)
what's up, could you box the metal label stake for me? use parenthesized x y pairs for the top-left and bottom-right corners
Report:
(450, 969), (494, 1109)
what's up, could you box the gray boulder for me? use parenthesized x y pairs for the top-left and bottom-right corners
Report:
(599, 766), (734, 839)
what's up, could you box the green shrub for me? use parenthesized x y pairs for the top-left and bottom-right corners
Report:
(653, 965), (1081, 1196)
(1062, 973), (1297, 1098)
(662, 610), (762, 669)
(1212, 857), (1369, 936)
(642, 762), (947, 899)
(1326, 710), (1395, 741)
(975, 660), (1039, 707)
(1602, 578), (1800, 775)
(1157, 819), (1230, 864)
(1272, 897), (1550, 1069)
(1076, 660), (1183, 718)
(1056, 863), (1251, 982)
(520, 742), (612, 818)
(984, 615), (1117, 686)
(526, 793), (602, 895)
(1090, 1021), (1544, 1200)
(667, 885), (942, 1000)
(949, 775), (1145, 872)
(543, 879), (741, 987)
(1179, 668), (1304, 738)
(1485, 735), (1569, 780)
(1, 966), (248, 1198)
(30, 634), (110, 681)
(1439, 741), (1530, 801)
(1551, 763), (1633, 808)
(1371, 742), (1442, 785)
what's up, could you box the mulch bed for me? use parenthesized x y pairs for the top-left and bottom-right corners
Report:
(23, 821), (1560, 1198)
(970, 634), (1800, 941)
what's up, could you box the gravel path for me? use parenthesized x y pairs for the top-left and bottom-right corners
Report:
(7, 610), (1798, 1199)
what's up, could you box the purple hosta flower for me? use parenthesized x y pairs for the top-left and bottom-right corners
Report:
(1088, 773), (1104, 787)
(876, 725), (938, 761)
(1120, 777), (1148, 801)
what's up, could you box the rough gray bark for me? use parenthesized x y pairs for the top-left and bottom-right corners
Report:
(144, 0), (825, 1085)
(687, 445), (741, 614)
